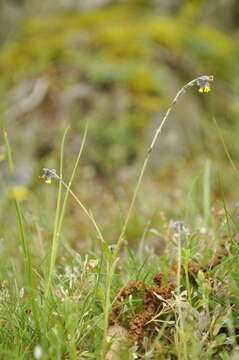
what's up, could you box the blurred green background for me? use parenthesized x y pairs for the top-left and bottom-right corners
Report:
(0, 0), (239, 262)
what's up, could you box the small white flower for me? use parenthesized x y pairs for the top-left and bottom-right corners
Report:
(199, 226), (207, 234)
(19, 287), (24, 298)
(34, 345), (43, 359)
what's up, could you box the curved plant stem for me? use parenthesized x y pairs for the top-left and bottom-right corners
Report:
(113, 79), (198, 259)
(101, 77), (211, 359)
(58, 177), (105, 244)
(45, 123), (106, 299)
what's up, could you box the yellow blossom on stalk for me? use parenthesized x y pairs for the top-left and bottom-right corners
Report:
(196, 75), (214, 94)
(39, 168), (57, 184)
(198, 86), (211, 93)
(9, 186), (29, 200)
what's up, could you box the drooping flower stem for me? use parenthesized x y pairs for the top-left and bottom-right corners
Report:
(55, 176), (105, 244)
(44, 123), (106, 299)
(113, 76), (213, 259)
(101, 76), (214, 359)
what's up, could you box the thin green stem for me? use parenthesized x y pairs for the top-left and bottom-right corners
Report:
(3, 130), (14, 171)
(57, 121), (89, 238)
(14, 200), (32, 284)
(214, 117), (239, 181)
(203, 159), (211, 227)
(101, 262), (113, 359)
(3, 129), (39, 330)
(214, 118), (239, 240)
(45, 123), (106, 298)
(113, 81), (194, 260)
(176, 237), (187, 360)
(4, 130), (32, 284)
(45, 126), (69, 298)
(58, 177), (105, 244)
(101, 257), (120, 360)
(183, 251), (191, 306)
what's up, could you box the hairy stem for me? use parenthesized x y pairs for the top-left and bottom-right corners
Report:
(113, 79), (198, 259)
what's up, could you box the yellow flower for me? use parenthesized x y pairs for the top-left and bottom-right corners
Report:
(9, 186), (29, 200)
(39, 168), (57, 184)
(0, 153), (5, 162)
(196, 75), (214, 94)
(198, 86), (211, 93)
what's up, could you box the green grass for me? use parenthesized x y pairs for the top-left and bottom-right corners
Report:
(0, 217), (238, 359)
(1, 77), (239, 360)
